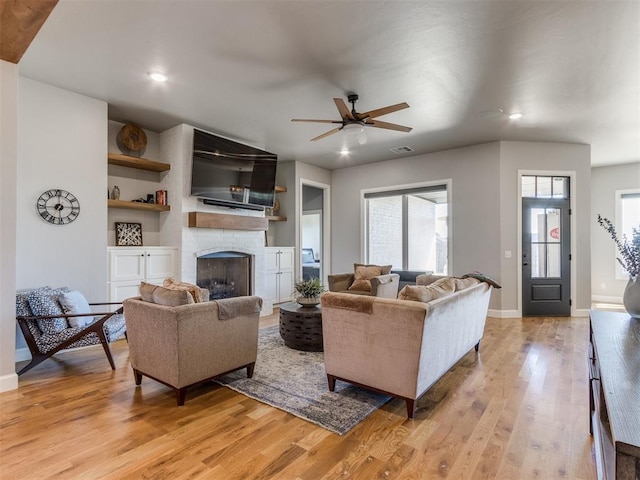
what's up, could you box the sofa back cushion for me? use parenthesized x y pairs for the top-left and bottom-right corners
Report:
(140, 282), (195, 307)
(398, 277), (456, 303)
(27, 287), (70, 334)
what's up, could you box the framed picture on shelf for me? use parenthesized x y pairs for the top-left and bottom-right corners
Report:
(115, 222), (143, 246)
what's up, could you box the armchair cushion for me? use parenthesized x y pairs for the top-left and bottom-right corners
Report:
(348, 265), (382, 292)
(140, 282), (195, 307)
(162, 278), (206, 303)
(27, 287), (69, 334)
(354, 263), (392, 275)
(58, 290), (94, 328)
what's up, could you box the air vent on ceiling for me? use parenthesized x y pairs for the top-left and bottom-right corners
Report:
(390, 146), (414, 154)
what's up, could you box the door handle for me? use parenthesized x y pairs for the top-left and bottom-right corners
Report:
(523, 262), (529, 266)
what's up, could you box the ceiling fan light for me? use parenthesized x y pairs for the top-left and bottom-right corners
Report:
(343, 122), (365, 135)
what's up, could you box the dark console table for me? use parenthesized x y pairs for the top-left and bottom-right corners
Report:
(279, 302), (323, 351)
(589, 310), (640, 479)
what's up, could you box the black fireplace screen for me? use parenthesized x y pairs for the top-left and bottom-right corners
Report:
(196, 252), (251, 300)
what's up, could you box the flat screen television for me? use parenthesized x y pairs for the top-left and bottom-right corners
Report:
(190, 128), (278, 211)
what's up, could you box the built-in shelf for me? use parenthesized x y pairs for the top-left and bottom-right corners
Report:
(267, 216), (287, 222)
(275, 185), (287, 193)
(188, 212), (268, 231)
(108, 199), (170, 212)
(108, 153), (171, 172)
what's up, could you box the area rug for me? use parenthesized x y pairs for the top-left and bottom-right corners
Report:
(215, 325), (391, 435)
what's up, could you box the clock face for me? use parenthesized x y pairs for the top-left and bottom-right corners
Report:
(36, 189), (80, 225)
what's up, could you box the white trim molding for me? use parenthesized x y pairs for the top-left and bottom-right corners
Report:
(0, 372), (18, 393)
(488, 309), (521, 318)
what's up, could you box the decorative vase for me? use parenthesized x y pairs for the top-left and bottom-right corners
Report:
(297, 296), (320, 307)
(623, 276), (640, 319)
(111, 185), (120, 200)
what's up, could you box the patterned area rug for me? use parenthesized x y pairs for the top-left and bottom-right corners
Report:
(215, 325), (391, 435)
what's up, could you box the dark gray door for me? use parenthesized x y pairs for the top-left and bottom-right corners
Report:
(522, 198), (571, 316)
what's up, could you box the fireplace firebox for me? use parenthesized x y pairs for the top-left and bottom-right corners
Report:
(196, 252), (252, 300)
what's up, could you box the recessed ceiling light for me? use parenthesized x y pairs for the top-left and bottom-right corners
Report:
(148, 72), (168, 82)
(508, 112), (523, 120)
(340, 148), (350, 155)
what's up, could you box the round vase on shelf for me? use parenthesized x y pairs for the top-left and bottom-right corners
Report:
(297, 296), (320, 307)
(623, 276), (640, 319)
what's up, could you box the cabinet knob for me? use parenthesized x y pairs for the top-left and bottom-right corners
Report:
(140, 254), (144, 257)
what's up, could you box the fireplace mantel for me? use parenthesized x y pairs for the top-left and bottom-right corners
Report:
(188, 212), (268, 231)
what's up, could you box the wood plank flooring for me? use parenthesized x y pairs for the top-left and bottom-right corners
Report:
(1, 314), (596, 479)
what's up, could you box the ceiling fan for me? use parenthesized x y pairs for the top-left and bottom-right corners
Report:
(292, 93), (412, 142)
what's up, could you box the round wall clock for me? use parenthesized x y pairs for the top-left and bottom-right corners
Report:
(36, 189), (80, 225)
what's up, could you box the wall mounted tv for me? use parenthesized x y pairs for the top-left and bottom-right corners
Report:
(190, 128), (278, 211)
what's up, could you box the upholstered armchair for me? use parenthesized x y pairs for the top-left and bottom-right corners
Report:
(327, 263), (400, 299)
(123, 286), (262, 406)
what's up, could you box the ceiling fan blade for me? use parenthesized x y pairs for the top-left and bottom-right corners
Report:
(366, 119), (413, 132)
(311, 127), (341, 141)
(292, 119), (341, 124)
(360, 102), (410, 120)
(334, 98), (355, 120)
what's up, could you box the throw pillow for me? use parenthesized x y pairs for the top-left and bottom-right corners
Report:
(162, 278), (204, 303)
(398, 277), (456, 303)
(348, 265), (382, 292)
(58, 291), (94, 328)
(140, 282), (195, 307)
(354, 263), (393, 275)
(27, 288), (68, 335)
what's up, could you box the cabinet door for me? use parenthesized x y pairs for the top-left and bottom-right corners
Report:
(264, 271), (280, 304)
(264, 248), (280, 272)
(144, 249), (177, 279)
(109, 281), (142, 303)
(109, 249), (145, 281)
(279, 269), (295, 302)
(278, 248), (295, 271)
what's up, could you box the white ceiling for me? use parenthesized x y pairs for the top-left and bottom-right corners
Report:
(19, 0), (640, 170)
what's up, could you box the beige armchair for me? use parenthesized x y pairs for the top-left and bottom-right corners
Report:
(328, 263), (400, 299)
(123, 294), (262, 406)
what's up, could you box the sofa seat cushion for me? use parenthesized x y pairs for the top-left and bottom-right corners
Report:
(140, 282), (195, 306)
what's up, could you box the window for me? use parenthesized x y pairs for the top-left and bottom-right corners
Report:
(521, 175), (569, 199)
(616, 189), (640, 278)
(365, 184), (448, 274)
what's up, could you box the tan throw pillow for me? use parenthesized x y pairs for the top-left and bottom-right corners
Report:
(398, 277), (456, 303)
(140, 282), (195, 306)
(162, 278), (204, 303)
(354, 263), (392, 275)
(348, 265), (382, 292)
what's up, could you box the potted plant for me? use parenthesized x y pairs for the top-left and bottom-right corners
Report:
(294, 278), (326, 307)
(597, 214), (640, 318)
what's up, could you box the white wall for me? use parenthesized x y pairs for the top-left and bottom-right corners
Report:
(331, 143), (503, 309)
(498, 141), (592, 314)
(15, 78), (108, 356)
(0, 60), (19, 392)
(330, 141), (592, 314)
(591, 162), (640, 302)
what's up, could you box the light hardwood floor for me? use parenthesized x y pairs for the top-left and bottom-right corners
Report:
(1, 313), (596, 479)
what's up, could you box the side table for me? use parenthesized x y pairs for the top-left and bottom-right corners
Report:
(279, 302), (323, 351)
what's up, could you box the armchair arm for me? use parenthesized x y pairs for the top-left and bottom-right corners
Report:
(370, 273), (400, 298)
(328, 273), (355, 292)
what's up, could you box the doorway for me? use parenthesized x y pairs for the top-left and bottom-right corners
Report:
(300, 182), (330, 285)
(521, 176), (571, 316)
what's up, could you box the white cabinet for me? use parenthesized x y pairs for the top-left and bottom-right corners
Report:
(108, 247), (178, 301)
(264, 247), (295, 304)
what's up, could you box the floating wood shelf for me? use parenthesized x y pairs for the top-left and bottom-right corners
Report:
(108, 153), (171, 172)
(267, 216), (287, 222)
(108, 199), (170, 212)
(188, 212), (269, 231)
(275, 185), (287, 193)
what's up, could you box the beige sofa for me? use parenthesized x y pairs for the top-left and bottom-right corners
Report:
(123, 293), (262, 406)
(321, 277), (493, 418)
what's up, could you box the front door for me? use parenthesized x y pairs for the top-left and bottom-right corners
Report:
(522, 197), (571, 316)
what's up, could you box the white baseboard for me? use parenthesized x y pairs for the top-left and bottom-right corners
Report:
(0, 372), (18, 392)
(487, 309), (521, 318)
(15, 347), (31, 363)
(573, 308), (590, 317)
(592, 295), (623, 304)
